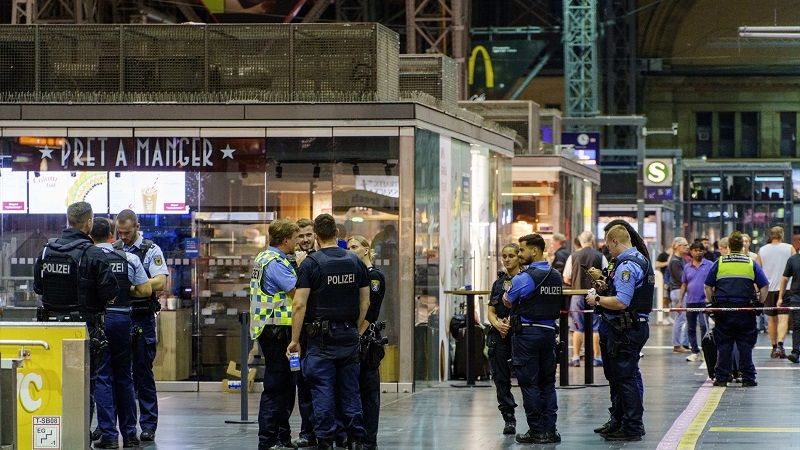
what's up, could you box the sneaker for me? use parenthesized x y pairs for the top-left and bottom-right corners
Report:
(771, 347), (780, 358)
(594, 420), (618, 434)
(90, 429), (102, 442)
(515, 431), (542, 444)
(533, 430), (561, 444)
(603, 430), (642, 441)
(593, 358), (603, 367)
(777, 346), (787, 359)
(673, 346), (691, 353)
(788, 352), (799, 363)
(568, 357), (580, 367)
(686, 352), (700, 362)
(502, 420), (516, 435)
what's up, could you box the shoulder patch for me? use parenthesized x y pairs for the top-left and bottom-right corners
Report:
(621, 271), (631, 282)
(371, 279), (381, 292)
(153, 255), (163, 266)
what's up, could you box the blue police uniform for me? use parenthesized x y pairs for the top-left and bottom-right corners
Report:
(289, 254), (316, 447)
(296, 247), (369, 448)
(488, 272), (517, 429)
(117, 232), (169, 437)
(505, 261), (561, 443)
(94, 243), (150, 444)
(597, 247), (653, 440)
(255, 246), (299, 449)
(704, 253), (768, 385)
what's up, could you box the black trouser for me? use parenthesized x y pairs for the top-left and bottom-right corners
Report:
(791, 299), (800, 355)
(511, 326), (557, 433)
(296, 368), (315, 441)
(359, 364), (380, 449)
(599, 318), (649, 435)
(257, 326), (296, 449)
(487, 329), (516, 420)
(713, 311), (757, 383)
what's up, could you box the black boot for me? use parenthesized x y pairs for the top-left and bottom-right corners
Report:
(501, 413), (516, 435)
(316, 440), (334, 450)
(593, 419), (619, 434)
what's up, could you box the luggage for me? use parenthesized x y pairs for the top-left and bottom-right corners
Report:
(701, 330), (740, 380)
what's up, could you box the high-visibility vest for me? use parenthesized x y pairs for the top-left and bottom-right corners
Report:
(714, 253), (756, 303)
(250, 250), (295, 339)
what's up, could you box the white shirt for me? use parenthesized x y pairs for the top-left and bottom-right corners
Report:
(758, 242), (794, 291)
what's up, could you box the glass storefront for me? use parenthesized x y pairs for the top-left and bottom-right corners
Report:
(0, 124), (513, 387)
(684, 164), (792, 249)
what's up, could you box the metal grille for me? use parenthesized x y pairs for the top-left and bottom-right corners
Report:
(399, 55), (457, 108)
(0, 23), (399, 103)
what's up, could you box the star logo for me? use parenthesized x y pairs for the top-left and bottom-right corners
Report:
(220, 144), (236, 160)
(40, 146), (54, 159)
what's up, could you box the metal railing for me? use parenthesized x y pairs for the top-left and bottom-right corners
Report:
(0, 23), (400, 103)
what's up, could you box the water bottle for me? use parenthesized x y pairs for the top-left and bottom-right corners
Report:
(289, 352), (301, 372)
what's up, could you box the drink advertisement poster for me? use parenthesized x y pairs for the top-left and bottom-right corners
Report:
(29, 171), (109, 214)
(109, 171), (188, 214)
(0, 170), (27, 213)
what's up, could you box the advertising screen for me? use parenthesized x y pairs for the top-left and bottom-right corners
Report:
(29, 171), (108, 214)
(109, 171), (188, 214)
(0, 170), (28, 213)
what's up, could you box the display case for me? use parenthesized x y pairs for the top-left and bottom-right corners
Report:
(193, 212), (275, 380)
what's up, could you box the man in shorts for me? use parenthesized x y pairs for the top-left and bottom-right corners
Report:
(757, 226), (795, 358)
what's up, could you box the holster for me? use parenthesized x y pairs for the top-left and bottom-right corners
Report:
(510, 315), (522, 334)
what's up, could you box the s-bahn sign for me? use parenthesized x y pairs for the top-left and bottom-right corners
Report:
(643, 158), (673, 186)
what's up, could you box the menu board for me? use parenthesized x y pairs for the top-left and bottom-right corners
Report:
(0, 170), (27, 213)
(109, 172), (188, 214)
(29, 171), (108, 214)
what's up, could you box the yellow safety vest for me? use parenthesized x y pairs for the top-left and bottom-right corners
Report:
(250, 250), (295, 339)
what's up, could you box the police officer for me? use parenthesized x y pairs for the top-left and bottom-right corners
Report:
(33, 202), (119, 439)
(487, 243), (519, 435)
(291, 217), (317, 449)
(89, 218), (152, 449)
(347, 235), (386, 450)
(250, 219), (301, 450)
(114, 209), (169, 442)
(703, 231), (768, 387)
(502, 234), (561, 445)
(586, 225), (653, 442)
(287, 214), (370, 450)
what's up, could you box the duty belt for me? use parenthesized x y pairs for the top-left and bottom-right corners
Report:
(39, 308), (104, 326)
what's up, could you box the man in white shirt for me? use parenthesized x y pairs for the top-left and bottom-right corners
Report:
(757, 226), (796, 358)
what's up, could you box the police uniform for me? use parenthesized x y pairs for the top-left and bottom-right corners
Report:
(33, 228), (119, 430)
(596, 247), (653, 440)
(251, 246), (298, 449)
(115, 232), (168, 437)
(505, 261), (562, 444)
(358, 266), (386, 450)
(487, 271), (517, 429)
(704, 253), (768, 385)
(94, 242), (150, 445)
(289, 252), (316, 447)
(297, 247), (369, 448)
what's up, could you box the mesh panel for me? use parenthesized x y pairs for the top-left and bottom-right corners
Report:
(0, 27), (36, 101)
(122, 25), (205, 97)
(207, 25), (292, 102)
(399, 54), (457, 107)
(0, 23), (400, 103)
(39, 26), (121, 95)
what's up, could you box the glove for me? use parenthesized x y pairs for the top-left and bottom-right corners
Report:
(586, 288), (598, 306)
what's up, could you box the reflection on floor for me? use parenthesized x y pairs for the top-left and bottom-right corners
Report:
(109, 325), (799, 449)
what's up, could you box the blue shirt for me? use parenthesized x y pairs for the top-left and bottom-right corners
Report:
(611, 247), (648, 317)
(123, 232), (169, 278)
(259, 246), (297, 295)
(681, 259), (713, 303)
(704, 255), (769, 288)
(505, 261), (557, 326)
(97, 242), (150, 286)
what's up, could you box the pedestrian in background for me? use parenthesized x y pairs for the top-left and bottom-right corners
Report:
(680, 240), (713, 362)
(756, 226), (795, 359)
(669, 238), (691, 353)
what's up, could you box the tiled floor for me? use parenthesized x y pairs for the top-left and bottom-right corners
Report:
(113, 324), (800, 449)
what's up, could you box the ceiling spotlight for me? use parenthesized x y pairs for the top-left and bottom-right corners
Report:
(384, 164), (392, 176)
(352, 164), (360, 176)
(313, 164), (320, 179)
(275, 163), (283, 179)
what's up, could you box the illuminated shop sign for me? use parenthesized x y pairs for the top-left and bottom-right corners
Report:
(9, 137), (265, 172)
